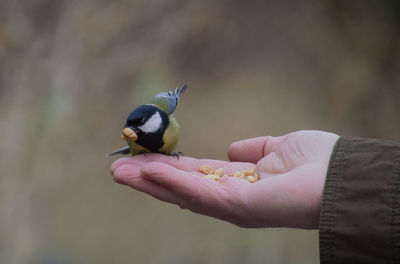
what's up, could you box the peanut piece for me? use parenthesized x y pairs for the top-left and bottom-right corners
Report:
(200, 165), (215, 174)
(203, 174), (221, 181)
(199, 165), (259, 183)
(244, 168), (255, 176)
(246, 176), (257, 183)
(233, 171), (241, 177)
(214, 168), (223, 176)
(121, 128), (138, 141)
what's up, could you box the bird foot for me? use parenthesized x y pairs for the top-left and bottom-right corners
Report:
(169, 151), (184, 159)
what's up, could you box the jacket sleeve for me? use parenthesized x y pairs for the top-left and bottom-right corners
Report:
(319, 136), (400, 264)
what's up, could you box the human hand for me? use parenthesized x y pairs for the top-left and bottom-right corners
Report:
(110, 130), (339, 229)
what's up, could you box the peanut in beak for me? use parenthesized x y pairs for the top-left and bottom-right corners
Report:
(121, 127), (138, 141)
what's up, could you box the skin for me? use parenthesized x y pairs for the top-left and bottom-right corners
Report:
(110, 130), (339, 229)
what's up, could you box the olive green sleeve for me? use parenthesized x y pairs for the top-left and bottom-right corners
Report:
(319, 136), (400, 264)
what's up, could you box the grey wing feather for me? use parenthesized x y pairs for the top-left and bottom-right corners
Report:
(105, 145), (130, 157)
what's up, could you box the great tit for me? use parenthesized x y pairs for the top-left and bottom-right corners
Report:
(106, 84), (187, 157)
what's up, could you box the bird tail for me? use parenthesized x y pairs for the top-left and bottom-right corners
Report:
(172, 84), (187, 99)
(105, 145), (130, 157)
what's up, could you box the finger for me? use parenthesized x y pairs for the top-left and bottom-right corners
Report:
(228, 136), (268, 163)
(228, 135), (288, 163)
(112, 164), (180, 205)
(126, 161), (256, 226)
(141, 162), (220, 211)
(111, 154), (228, 174)
(111, 157), (135, 175)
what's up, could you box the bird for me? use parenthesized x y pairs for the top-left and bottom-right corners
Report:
(106, 84), (187, 157)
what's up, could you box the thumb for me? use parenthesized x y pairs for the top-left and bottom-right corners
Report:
(228, 136), (269, 163)
(228, 135), (287, 163)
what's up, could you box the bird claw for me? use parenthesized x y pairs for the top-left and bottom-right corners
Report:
(170, 151), (184, 159)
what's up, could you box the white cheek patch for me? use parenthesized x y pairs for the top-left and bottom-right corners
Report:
(139, 112), (162, 133)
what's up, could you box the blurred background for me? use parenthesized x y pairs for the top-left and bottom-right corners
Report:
(1, 0), (399, 263)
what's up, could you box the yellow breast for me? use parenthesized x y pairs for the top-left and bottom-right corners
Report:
(159, 115), (179, 154)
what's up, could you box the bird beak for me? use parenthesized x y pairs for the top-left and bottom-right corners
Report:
(121, 127), (138, 141)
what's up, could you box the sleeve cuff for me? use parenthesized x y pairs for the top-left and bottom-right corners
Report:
(319, 136), (400, 263)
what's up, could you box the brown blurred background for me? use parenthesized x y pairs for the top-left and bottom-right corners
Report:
(1, 1), (399, 263)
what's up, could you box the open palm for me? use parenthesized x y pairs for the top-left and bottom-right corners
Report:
(111, 130), (338, 229)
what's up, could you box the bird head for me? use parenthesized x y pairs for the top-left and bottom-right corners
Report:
(122, 104), (169, 142)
